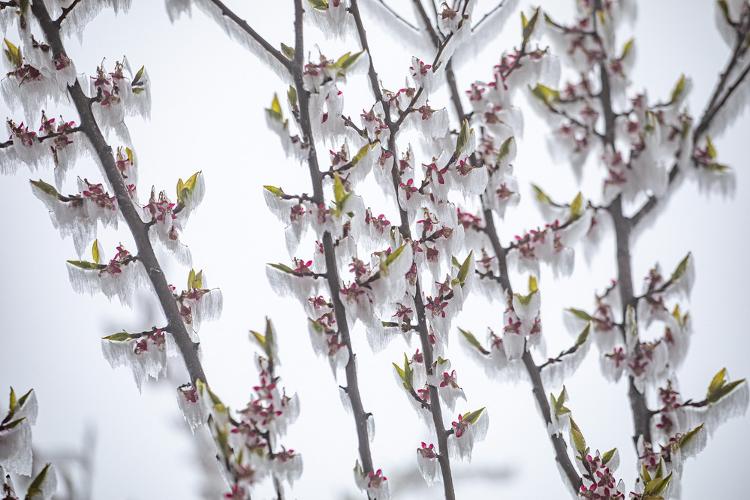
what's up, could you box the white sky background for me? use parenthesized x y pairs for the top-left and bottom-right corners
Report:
(1, 0), (749, 499)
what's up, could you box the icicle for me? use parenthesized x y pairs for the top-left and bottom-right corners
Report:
(188, 0), (291, 82)
(0, 421), (32, 476)
(176, 384), (207, 432)
(540, 336), (591, 389)
(416, 443), (440, 486)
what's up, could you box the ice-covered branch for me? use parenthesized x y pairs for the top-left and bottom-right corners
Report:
(54, 0), (82, 26)
(204, 0), (291, 73)
(290, 0), (376, 486)
(29, 0), (208, 387)
(429, 3), (583, 492)
(349, 2), (460, 497)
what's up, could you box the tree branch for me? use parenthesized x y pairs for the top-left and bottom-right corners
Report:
(375, 0), (419, 31)
(292, 0), (375, 481)
(205, 0), (292, 72)
(429, 1), (582, 488)
(30, 0), (207, 387)
(54, 0), (81, 26)
(349, 2), (456, 497)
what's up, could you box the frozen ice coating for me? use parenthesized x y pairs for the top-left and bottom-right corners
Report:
(1, 0), (750, 498)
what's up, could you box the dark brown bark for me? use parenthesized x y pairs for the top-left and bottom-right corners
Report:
(349, 2), (456, 497)
(292, 0), (374, 480)
(30, 0), (207, 386)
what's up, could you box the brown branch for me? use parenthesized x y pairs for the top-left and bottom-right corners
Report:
(471, 0), (507, 32)
(30, 0), (208, 387)
(631, 12), (749, 227)
(205, 0), (291, 72)
(0, 126), (82, 149)
(428, 0), (582, 487)
(349, 2), (456, 498)
(375, 0), (419, 31)
(54, 0), (81, 26)
(292, 0), (375, 481)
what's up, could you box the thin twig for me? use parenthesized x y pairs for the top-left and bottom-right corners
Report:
(206, 0), (292, 72)
(54, 0), (81, 26)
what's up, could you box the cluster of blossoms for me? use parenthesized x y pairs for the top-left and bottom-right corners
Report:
(176, 320), (301, 499)
(2, 0), (748, 498)
(0, 2), (240, 497)
(0, 387), (57, 500)
(533, 0), (749, 497)
(562, 254), (695, 392)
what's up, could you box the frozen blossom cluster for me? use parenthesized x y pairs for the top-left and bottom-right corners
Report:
(0, 0), (225, 497)
(176, 320), (302, 499)
(456, 0), (750, 498)
(2, 0), (749, 499)
(0, 388), (57, 500)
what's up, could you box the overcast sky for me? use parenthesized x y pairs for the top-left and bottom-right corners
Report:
(1, 1), (748, 499)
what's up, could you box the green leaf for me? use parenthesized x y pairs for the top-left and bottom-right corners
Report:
(531, 184), (552, 204)
(268, 262), (295, 274)
(287, 84), (297, 108)
(265, 93), (286, 126)
(677, 424), (704, 450)
(188, 269), (203, 289)
(551, 386), (570, 417)
(670, 74), (687, 104)
(569, 192), (584, 219)
(717, 0), (731, 24)
(197, 379), (226, 414)
(9, 387), (17, 413)
(707, 372), (746, 404)
(458, 328), (489, 355)
(575, 324), (591, 347)
(3, 38), (22, 68)
(66, 260), (102, 270)
(454, 119), (472, 157)
(2, 417), (26, 430)
(528, 275), (538, 293)
(131, 65), (145, 86)
(250, 330), (266, 350)
(92, 239), (101, 265)
(308, 0), (329, 10)
(25, 463), (51, 499)
(569, 418), (587, 454)
(521, 8), (540, 44)
(567, 308), (593, 322)
(602, 447), (618, 465)
(333, 50), (364, 75)
(333, 173), (350, 211)
(350, 142), (373, 167)
(177, 171), (201, 204)
(265, 317), (276, 356)
(644, 472), (672, 496)
(384, 244), (407, 268)
(670, 252), (692, 283)
(531, 83), (560, 105)
(29, 179), (59, 197)
(281, 43), (295, 60)
(497, 136), (515, 164)
(16, 389), (33, 410)
(454, 251), (474, 287)
(462, 407), (485, 425)
(620, 38), (634, 60)
(705, 136), (717, 159)
(102, 331), (133, 342)
(393, 353), (414, 391)
(705, 161), (730, 172)
(263, 185), (285, 197)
